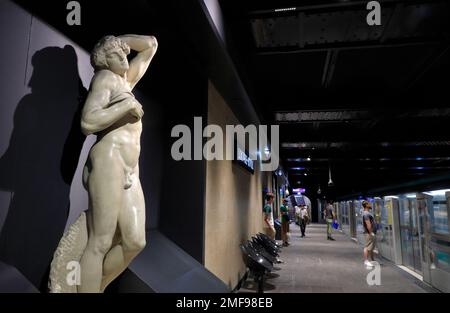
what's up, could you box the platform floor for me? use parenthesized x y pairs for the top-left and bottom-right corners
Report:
(241, 224), (434, 293)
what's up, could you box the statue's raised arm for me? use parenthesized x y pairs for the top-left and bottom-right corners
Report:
(118, 35), (158, 90)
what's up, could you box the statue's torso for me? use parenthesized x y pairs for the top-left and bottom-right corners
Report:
(89, 73), (142, 171)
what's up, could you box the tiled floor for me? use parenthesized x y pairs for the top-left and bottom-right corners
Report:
(240, 224), (431, 293)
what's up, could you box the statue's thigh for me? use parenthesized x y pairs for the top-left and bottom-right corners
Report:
(87, 163), (124, 238)
(118, 180), (146, 246)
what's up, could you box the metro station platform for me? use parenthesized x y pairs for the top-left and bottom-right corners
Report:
(241, 224), (437, 293)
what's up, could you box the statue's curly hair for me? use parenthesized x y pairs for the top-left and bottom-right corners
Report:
(90, 35), (130, 70)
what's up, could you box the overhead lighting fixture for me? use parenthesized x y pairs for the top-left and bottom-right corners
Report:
(274, 7), (296, 12)
(385, 195), (399, 199)
(328, 163), (334, 187)
(306, 157), (311, 161)
(424, 189), (450, 196)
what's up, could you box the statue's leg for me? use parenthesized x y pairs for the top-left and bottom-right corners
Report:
(78, 160), (123, 293)
(100, 177), (146, 291)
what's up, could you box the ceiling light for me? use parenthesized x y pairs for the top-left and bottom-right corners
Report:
(274, 7), (296, 12)
(328, 164), (334, 186)
(385, 195), (399, 199)
(424, 189), (450, 196)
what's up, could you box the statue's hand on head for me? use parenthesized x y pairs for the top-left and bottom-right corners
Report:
(116, 34), (158, 90)
(149, 36), (158, 50)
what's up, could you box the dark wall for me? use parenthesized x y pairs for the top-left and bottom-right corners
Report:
(135, 90), (164, 231)
(155, 32), (209, 265)
(159, 98), (208, 264)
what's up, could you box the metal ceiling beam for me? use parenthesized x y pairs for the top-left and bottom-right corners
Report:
(280, 143), (450, 159)
(407, 44), (450, 89)
(256, 39), (442, 55)
(246, 0), (421, 17)
(276, 109), (371, 123)
(282, 141), (450, 149)
(321, 50), (339, 88)
(275, 108), (450, 123)
(286, 156), (450, 162)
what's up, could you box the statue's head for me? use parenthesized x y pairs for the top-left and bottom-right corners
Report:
(91, 35), (130, 75)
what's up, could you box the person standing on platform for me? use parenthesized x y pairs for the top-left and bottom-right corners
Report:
(263, 193), (276, 240)
(300, 205), (309, 238)
(280, 199), (290, 246)
(325, 200), (336, 240)
(295, 205), (301, 226)
(362, 200), (377, 269)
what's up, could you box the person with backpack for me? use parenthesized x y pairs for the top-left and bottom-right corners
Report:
(325, 200), (336, 241)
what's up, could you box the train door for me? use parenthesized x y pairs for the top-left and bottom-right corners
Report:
(418, 190), (450, 292)
(349, 200), (356, 238)
(375, 197), (392, 261)
(399, 195), (422, 274)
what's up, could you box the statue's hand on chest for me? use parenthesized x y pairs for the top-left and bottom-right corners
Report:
(108, 89), (144, 123)
(126, 98), (144, 121)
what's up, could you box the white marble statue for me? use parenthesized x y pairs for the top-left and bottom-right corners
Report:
(48, 34), (157, 293)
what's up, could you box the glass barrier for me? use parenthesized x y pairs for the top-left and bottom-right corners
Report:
(424, 190), (450, 274)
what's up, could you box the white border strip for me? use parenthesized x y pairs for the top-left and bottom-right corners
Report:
(397, 265), (423, 281)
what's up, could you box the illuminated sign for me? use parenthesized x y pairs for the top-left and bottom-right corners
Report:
(236, 146), (254, 173)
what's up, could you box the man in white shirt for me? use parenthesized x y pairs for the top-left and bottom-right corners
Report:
(300, 206), (309, 237)
(263, 193), (276, 240)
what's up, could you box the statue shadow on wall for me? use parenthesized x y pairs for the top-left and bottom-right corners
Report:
(0, 45), (87, 292)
